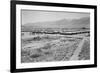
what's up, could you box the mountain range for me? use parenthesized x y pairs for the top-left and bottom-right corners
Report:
(22, 17), (90, 31)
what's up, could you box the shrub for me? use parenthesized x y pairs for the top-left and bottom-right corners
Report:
(30, 54), (41, 58)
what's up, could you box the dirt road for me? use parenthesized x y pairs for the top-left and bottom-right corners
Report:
(69, 38), (86, 60)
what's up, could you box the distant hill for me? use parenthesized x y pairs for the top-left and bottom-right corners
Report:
(70, 17), (90, 28)
(22, 17), (90, 31)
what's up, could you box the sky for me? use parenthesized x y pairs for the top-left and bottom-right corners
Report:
(21, 10), (90, 25)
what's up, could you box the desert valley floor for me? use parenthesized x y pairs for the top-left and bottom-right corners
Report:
(21, 32), (90, 63)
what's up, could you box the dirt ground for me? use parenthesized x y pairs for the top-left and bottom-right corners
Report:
(21, 33), (90, 63)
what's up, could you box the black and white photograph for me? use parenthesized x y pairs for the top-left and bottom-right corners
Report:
(11, 1), (97, 72)
(21, 10), (90, 63)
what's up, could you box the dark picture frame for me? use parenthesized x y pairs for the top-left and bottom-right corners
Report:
(10, 0), (97, 73)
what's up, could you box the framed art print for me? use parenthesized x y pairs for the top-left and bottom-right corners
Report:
(10, 0), (97, 72)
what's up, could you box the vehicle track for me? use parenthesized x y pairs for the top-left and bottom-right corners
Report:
(69, 38), (86, 60)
